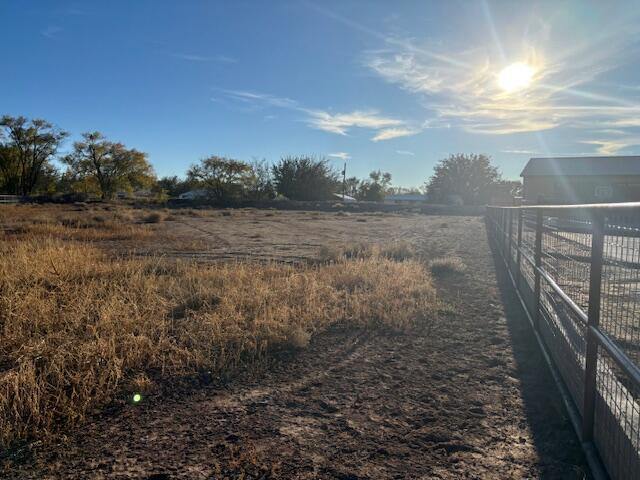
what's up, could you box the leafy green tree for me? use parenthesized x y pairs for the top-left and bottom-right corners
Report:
(272, 156), (339, 201)
(425, 153), (500, 205)
(388, 186), (424, 195)
(156, 175), (194, 197)
(0, 143), (20, 194)
(34, 163), (60, 195)
(357, 170), (392, 202)
(0, 115), (68, 195)
(246, 159), (275, 201)
(63, 132), (155, 199)
(187, 156), (254, 202)
(344, 176), (362, 198)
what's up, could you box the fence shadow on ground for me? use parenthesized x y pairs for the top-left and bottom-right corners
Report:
(487, 232), (590, 479)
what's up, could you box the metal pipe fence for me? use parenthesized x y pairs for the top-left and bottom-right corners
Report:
(487, 204), (640, 480)
(0, 195), (21, 204)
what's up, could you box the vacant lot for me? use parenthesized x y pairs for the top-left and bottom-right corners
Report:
(1, 204), (587, 478)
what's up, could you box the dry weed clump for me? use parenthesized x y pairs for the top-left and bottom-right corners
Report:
(141, 212), (164, 223)
(379, 241), (415, 261)
(319, 241), (416, 263)
(0, 238), (436, 447)
(429, 256), (466, 277)
(0, 205), (150, 243)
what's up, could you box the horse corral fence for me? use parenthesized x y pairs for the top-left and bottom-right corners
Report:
(487, 204), (640, 480)
(0, 195), (20, 204)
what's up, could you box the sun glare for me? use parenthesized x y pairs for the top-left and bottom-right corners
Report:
(498, 62), (534, 92)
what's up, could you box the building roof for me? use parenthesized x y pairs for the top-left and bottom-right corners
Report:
(178, 189), (208, 199)
(521, 156), (640, 177)
(333, 193), (356, 202)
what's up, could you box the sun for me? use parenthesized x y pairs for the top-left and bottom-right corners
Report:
(498, 62), (535, 92)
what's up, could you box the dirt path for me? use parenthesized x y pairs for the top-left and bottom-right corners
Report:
(6, 215), (588, 479)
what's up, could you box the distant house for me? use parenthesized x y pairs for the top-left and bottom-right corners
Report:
(384, 193), (426, 205)
(115, 189), (153, 199)
(521, 156), (640, 204)
(332, 193), (356, 203)
(178, 189), (209, 200)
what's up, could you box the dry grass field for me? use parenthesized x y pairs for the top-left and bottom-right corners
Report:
(1, 203), (588, 478)
(0, 204), (439, 446)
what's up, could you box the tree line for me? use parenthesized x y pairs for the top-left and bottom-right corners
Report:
(0, 114), (518, 204)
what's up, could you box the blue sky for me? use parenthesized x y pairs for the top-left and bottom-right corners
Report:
(2, 1), (640, 186)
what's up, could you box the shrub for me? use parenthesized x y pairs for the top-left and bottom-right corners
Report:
(342, 242), (374, 260)
(318, 245), (342, 262)
(319, 241), (414, 263)
(142, 212), (164, 223)
(429, 257), (466, 277)
(379, 241), (415, 261)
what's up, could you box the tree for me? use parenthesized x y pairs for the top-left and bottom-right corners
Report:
(63, 132), (155, 199)
(0, 143), (20, 194)
(388, 186), (424, 195)
(34, 163), (60, 195)
(0, 115), (68, 195)
(357, 170), (392, 202)
(187, 156), (254, 202)
(425, 154), (501, 205)
(272, 156), (339, 201)
(246, 159), (275, 201)
(156, 175), (193, 197)
(343, 176), (361, 198)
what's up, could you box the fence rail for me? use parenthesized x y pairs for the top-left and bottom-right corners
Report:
(0, 195), (21, 204)
(487, 204), (640, 480)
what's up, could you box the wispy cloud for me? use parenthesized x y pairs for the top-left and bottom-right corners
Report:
(371, 127), (420, 142)
(224, 90), (298, 109)
(366, 33), (640, 145)
(41, 25), (62, 38)
(309, 3), (640, 151)
(501, 149), (539, 155)
(396, 150), (415, 156)
(222, 89), (419, 141)
(306, 110), (403, 136)
(581, 137), (640, 155)
(172, 53), (236, 63)
(328, 152), (351, 160)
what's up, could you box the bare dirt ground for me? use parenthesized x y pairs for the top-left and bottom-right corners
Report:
(147, 209), (448, 263)
(6, 209), (588, 479)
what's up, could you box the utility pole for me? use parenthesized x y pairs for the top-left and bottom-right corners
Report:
(342, 161), (346, 199)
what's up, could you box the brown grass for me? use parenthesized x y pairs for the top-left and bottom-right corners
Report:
(141, 212), (164, 223)
(0, 205), (151, 243)
(319, 241), (415, 263)
(429, 256), (466, 277)
(0, 222), (437, 447)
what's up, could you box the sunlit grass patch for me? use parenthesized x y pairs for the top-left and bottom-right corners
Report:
(0, 237), (437, 447)
(429, 256), (466, 277)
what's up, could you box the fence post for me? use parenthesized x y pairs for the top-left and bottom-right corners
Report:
(533, 209), (543, 330)
(516, 209), (523, 289)
(582, 211), (605, 442)
(493, 208), (498, 240)
(499, 209), (504, 251)
(507, 209), (514, 270)
(503, 209), (508, 259)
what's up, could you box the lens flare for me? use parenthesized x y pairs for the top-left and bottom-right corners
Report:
(498, 62), (534, 92)
(132, 393), (142, 403)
